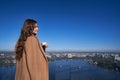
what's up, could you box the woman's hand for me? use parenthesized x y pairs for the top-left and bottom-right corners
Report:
(42, 42), (48, 48)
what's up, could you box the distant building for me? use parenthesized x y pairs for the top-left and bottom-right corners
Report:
(56, 54), (60, 57)
(67, 53), (73, 58)
(115, 55), (120, 61)
(0, 53), (5, 56)
(46, 54), (52, 58)
(77, 54), (87, 58)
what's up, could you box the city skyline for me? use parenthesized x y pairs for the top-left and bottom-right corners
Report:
(0, 0), (120, 52)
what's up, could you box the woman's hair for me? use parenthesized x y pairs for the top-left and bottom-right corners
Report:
(15, 19), (37, 61)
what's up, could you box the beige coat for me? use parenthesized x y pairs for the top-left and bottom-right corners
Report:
(15, 35), (48, 80)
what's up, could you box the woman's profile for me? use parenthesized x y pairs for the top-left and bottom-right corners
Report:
(15, 19), (48, 80)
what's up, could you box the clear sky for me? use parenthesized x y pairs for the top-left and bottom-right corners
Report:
(0, 0), (120, 52)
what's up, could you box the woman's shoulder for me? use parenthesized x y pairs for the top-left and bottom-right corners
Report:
(26, 35), (37, 42)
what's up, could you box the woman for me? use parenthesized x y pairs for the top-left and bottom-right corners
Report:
(15, 19), (48, 80)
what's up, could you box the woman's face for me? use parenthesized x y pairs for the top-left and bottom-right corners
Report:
(33, 23), (38, 34)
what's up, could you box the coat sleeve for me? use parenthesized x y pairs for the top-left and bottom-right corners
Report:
(24, 36), (42, 80)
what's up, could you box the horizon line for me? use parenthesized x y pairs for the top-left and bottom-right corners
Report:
(0, 50), (120, 53)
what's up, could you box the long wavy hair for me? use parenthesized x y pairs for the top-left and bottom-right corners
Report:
(15, 19), (37, 61)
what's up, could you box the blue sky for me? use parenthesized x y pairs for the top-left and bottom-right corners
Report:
(0, 0), (120, 52)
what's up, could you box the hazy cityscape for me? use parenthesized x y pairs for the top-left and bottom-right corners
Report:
(0, 51), (120, 71)
(0, 51), (120, 80)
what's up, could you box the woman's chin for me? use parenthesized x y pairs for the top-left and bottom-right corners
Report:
(33, 33), (37, 35)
